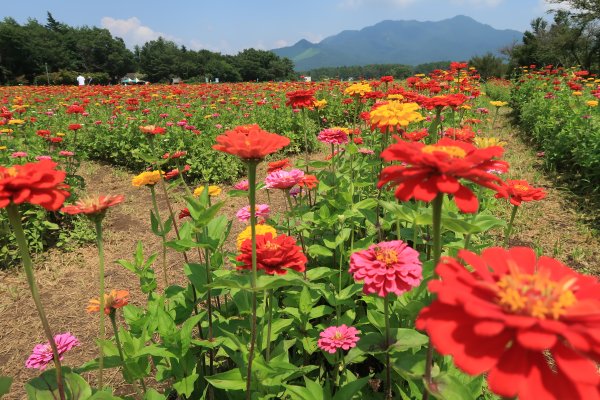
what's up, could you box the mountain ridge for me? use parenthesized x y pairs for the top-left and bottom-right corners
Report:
(272, 15), (522, 71)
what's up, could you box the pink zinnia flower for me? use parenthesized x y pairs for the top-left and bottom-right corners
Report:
(35, 155), (52, 161)
(11, 151), (27, 158)
(59, 151), (75, 157)
(25, 332), (79, 370)
(358, 148), (375, 155)
(236, 204), (270, 223)
(318, 325), (360, 354)
(349, 240), (422, 297)
(234, 179), (249, 191)
(265, 169), (305, 190)
(317, 128), (349, 145)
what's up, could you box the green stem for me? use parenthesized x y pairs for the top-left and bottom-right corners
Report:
(265, 289), (273, 362)
(246, 160), (259, 399)
(94, 219), (106, 389)
(384, 295), (392, 400)
(301, 108), (310, 174)
(504, 205), (519, 248)
(109, 311), (146, 394)
(149, 185), (168, 287)
(423, 194), (443, 400)
(6, 204), (66, 400)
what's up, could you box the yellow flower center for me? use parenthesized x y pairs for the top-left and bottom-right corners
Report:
(332, 331), (344, 340)
(2, 167), (17, 178)
(376, 248), (399, 266)
(422, 145), (467, 158)
(496, 266), (577, 319)
(512, 184), (530, 192)
(263, 240), (280, 251)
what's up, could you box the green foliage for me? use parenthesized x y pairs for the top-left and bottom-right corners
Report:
(468, 53), (508, 80)
(300, 64), (413, 81)
(0, 376), (12, 398)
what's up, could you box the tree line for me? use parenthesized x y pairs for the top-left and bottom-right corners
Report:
(0, 13), (295, 84)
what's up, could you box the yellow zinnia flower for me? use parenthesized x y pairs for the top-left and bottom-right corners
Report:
(344, 83), (372, 97)
(132, 170), (163, 187)
(572, 91), (583, 97)
(387, 94), (404, 100)
(369, 101), (423, 131)
(586, 100), (598, 107)
(236, 224), (277, 250)
(194, 185), (222, 197)
(0, 146), (7, 151)
(474, 137), (507, 148)
(489, 101), (508, 107)
(8, 119), (24, 125)
(313, 99), (327, 109)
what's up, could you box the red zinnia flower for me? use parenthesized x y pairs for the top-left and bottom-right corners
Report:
(298, 174), (319, 189)
(178, 208), (191, 219)
(285, 90), (315, 109)
(378, 138), (507, 213)
(495, 179), (546, 206)
(66, 104), (85, 114)
(416, 247), (600, 400)
(68, 124), (82, 131)
(317, 128), (349, 145)
(61, 194), (124, 218)
(237, 232), (307, 275)
(139, 125), (166, 135)
(267, 158), (292, 173)
(213, 124), (290, 160)
(0, 160), (70, 211)
(349, 240), (422, 297)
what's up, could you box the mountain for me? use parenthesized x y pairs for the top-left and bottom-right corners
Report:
(271, 15), (522, 71)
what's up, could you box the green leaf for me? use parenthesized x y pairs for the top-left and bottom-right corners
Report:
(150, 210), (161, 236)
(205, 369), (246, 390)
(299, 286), (313, 315)
(308, 244), (333, 258)
(172, 367), (199, 398)
(390, 328), (429, 353)
(430, 374), (475, 400)
(143, 388), (166, 400)
(180, 312), (206, 354)
(306, 267), (336, 281)
(0, 376), (12, 398)
(353, 198), (377, 211)
(332, 376), (370, 400)
(25, 368), (91, 400)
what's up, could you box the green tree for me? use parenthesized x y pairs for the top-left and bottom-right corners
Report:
(469, 53), (508, 79)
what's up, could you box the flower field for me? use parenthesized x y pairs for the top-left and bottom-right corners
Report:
(1, 64), (599, 400)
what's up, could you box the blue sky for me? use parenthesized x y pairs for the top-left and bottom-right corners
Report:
(2, 0), (556, 54)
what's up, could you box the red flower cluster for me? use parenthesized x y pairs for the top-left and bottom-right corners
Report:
(267, 158), (292, 173)
(0, 160), (70, 211)
(496, 179), (547, 206)
(417, 247), (600, 400)
(378, 138), (507, 213)
(285, 90), (315, 109)
(237, 232), (307, 275)
(213, 124), (290, 160)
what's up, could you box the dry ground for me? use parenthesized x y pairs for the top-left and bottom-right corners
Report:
(0, 116), (598, 399)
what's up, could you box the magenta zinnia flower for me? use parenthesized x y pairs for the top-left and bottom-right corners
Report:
(264, 169), (305, 190)
(317, 128), (349, 145)
(349, 240), (422, 297)
(25, 332), (80, 370)
(234, 179), (249, 191)
(318, 325), (360, 354)
(236, 204), (270, 223)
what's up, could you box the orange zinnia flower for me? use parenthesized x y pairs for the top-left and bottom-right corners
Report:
(87, 290), (129, 315)
(213, 124), (290, 160)
(139, 125), (166, 135)
(61, 194), (124, 218)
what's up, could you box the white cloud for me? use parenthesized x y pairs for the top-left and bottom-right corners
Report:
(274, 39), (289, 48)
(101, 17), (178, 48)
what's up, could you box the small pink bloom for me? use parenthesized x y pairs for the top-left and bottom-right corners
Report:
(11, 151), (27, 158)
(59, 151), (75, 157)
(317, 128), (349, 145)
(25, 332), (79, 370)
(215, 124), (223, 129)
(35, 155), (52, 161)
(318, 325), (360, 354)
(265, 169), (305, 190)
(349, 240), (422, 297)
(358, 148), (375, 155)
(234, 179), (249, 191)
(236, 204), (270, 223)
